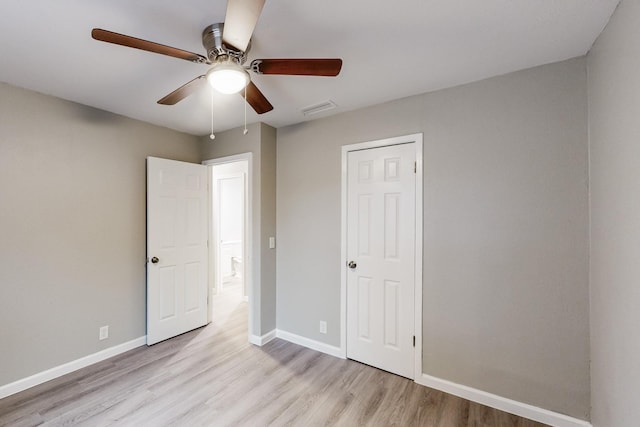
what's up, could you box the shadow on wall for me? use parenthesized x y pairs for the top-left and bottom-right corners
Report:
(70, 103), (128, 125)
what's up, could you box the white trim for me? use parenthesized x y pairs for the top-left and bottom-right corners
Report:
(203, 153), (255, 341)
(340, 133), (424, 378)
(413, 136), (424, 380)
(340, 146), (348, 359)
(249, 329), (277, 346)
(0, 336), (146, 400)
(417, 374), (592, 427)
(203, 153), (252, 165)
(276, 330), (344, 359)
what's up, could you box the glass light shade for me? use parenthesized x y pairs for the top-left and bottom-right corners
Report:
(206, 62), (250, 94)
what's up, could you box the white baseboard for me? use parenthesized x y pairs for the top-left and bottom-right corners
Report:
(275, 329), (344, 359)
(249, 329), (277, 346)
(417, 373), (591, 427)
(0, 336), (146, 400)
(2, 333), (588, 427)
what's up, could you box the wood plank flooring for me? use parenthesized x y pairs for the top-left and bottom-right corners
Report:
(0, 286), (548, 426)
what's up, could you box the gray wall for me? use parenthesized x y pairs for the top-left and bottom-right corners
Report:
(259, 125), (277, 333)
(276, 58), (590, 418)
(587, 0), (640, 425)
(200, 122), (276, 335)
(0, 83), (200, 387)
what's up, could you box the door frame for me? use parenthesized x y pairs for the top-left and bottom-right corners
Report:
(340, 133), (423, 380)
(203, 153), (254, 339)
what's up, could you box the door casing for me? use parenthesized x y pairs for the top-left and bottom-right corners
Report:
(340, 133), (423, 380)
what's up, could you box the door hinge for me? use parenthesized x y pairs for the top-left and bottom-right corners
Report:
(413, 335), (416, 347)
(414, 161), (417, 173)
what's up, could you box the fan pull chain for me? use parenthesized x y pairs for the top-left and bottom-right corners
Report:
(243, 85), (248, 135)
(209, 88), (216, 140)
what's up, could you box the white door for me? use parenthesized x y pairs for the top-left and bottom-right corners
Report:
(346, 143), (416, 378)
(147, 157), (209, 345)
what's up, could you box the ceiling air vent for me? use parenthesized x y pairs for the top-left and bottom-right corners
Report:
(301, 100), (337, 116)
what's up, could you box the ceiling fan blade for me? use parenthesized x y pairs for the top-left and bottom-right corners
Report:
(158, 76), (208, 105)
(92, 28), (209, 64)
(222, 0), (265, 52)
(243, 81), (273, 114)
(250, 59), (343, 76)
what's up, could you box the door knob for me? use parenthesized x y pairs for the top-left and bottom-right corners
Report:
(348, 261), (357, 269)
(150, 256), (159, 264)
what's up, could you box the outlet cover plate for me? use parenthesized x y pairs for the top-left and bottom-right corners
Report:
(319, 321), (327, 334)
(99, 325), (109, 340)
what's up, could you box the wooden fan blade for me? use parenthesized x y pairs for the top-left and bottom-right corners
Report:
(243, 81), (273, 114)
(250, 59), (343, 76)
(222, 0), (265, 52)
(92, 28), (209, 64)
(158, 76), (208, 105)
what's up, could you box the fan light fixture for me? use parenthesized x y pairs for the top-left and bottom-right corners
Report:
(206, 61), (249, 94)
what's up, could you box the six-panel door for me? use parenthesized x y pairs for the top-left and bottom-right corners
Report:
(346, 143), (416, 378)
(147, 157), (209, 345)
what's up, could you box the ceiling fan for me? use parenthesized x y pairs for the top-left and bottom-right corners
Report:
(91, 0), (343, 114)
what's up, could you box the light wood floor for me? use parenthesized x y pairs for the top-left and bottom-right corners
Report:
(0, 287), (548, 427)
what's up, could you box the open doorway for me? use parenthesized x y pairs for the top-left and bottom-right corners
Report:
(203, 154), (253, 336)
(212, 161), (248, 300)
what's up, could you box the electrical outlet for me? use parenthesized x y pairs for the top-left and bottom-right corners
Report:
(319, 321), (327, 334)
(99, 325), (109, 340)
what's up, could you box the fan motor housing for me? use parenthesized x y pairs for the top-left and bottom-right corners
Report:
(202, 23), (249, 64)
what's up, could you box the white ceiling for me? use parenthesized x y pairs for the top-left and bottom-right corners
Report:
(0, 0), (619, 136)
